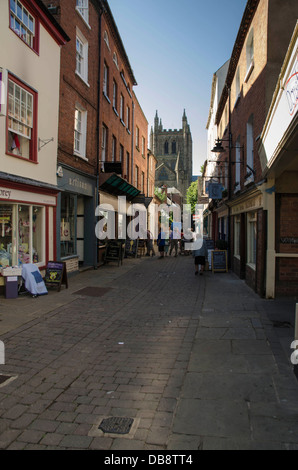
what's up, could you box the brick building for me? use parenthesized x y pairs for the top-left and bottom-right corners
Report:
(98, 0), (151, 243)
(206, 0), (298, 297)
(42, 0), (153, 269)
(42, 0), (103, 273)
(0, 0), (68, 291)
(259, 22), (298, 297)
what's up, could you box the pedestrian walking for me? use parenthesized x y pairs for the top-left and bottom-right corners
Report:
(193, 234), (208, 275)
(146, 229), (155, 257)
(157, 227), (166, 259)
(169, 228), (179, 257)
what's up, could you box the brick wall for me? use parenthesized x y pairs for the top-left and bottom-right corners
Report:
(275, 194), (298, 296)
(55, 0), (100, 176)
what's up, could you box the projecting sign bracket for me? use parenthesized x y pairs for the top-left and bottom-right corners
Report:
(38, 137), (54, 151)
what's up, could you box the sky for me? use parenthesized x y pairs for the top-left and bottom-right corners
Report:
(107, 0), (248, 176)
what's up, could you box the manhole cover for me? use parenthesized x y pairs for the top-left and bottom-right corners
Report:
(73, 287), (112, 297)
(98, 417), (134, 435)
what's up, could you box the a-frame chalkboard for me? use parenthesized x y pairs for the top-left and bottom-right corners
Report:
(211, 250), (228, 273)
(44, 261), (68, 292)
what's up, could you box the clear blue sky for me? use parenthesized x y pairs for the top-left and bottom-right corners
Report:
(108, 0), (247, 175)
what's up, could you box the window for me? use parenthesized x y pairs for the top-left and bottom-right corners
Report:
(119, 144), (124, 163)
(104, 31), (110, 49)
(126, 151), (130, 180)
(245, 29), (254, 81)
(246, 115), (254, 182)
(164, 141), (169, 154)
(136, 126), (139, 149)
(7, 75), (37, 162)
(120, 93), (124, 122)
(113, 80), (118, 111)
(142, 136), (145, 158)
(234, 215), (241, 257)
(101, 124), (107, 168)
(60, 194), (76, 258)
(112, 135), (116, 162)
(235, 67), (241, 101)
(9, 0), (38, 52)
(135, 165), (139, 188)
(0, 203), (45, 267)
(103, 62), (109, 98)
(126, 105), (130, 131)
(113, 52), (118, 69)
(234, 137), (241, 191)
(76, 29), (88, 84)
(141, 171), (145, 193)
(172, 141), (176, 154)
(74, 105), (87, 158)
(76, 0), (89, 24)
(247, 211), (257, 266)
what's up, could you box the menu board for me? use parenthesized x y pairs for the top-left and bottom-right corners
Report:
(44, 261), (68, 291)
(211, 250), (228, 273)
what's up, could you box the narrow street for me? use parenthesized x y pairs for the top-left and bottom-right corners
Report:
(1, 254), (298, 450)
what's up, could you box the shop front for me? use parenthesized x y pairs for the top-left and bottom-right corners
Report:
(0, 175), (58, 293)
(230, 189), (266, 296)
(56, 165), (97, 273)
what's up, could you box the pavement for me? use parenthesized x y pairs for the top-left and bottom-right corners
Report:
(0, 253), (298, 450)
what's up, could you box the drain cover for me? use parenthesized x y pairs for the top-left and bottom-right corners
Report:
(73, 287), (112, 297)
(98, 417), (134, 435)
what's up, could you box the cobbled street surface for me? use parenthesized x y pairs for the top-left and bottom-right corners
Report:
(1, 254), (298, 450)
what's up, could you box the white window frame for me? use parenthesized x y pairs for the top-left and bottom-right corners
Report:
(245, 115), (254, 184)
(234, 137), (241, 192)
(113, 80), (117, 111)
(76, 0), (89, 26)
(234, 215), (241, 258)
(245, 28), (254, 82)
(10, 0), (35, 49)
(101, 124), (107, 168)
(103, 62), (109, 97)
(76, 28), (89, 85)
(74, 104), (87, 159)
(247, 211), (257, 268)
(120, 93), (124, 122)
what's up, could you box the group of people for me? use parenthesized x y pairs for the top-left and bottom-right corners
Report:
(146, 228), (209, 276)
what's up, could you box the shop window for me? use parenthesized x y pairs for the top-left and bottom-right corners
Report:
(247, 211), (257, 267)
(0, 203), (45, 267)
(0, 205), (13, 268)
(9, 0), (39, 53)
(60, 193), (76, 258)
(7, 75), (37, 162)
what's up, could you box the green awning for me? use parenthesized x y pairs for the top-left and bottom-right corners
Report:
(99, 173), (140, 201)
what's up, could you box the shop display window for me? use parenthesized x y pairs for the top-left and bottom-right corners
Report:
(60, 193), (75, 258)
(0, 203), (45, 268)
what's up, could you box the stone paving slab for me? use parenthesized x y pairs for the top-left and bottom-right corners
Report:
(0, 255), (298, 450)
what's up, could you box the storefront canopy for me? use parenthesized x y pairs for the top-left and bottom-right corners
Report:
(99, 173), (140, 201)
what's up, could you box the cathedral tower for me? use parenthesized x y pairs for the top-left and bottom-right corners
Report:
(150, 110), (193, 201)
